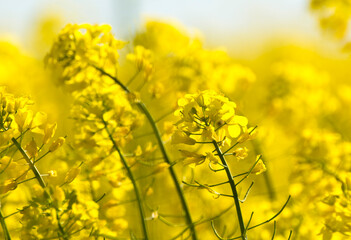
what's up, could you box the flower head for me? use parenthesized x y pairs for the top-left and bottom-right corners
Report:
(173, 90), (248, 145)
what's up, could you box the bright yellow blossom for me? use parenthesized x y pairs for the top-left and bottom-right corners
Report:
(251, 158), (266, 175)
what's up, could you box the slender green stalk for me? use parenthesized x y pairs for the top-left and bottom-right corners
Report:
(102, 118), (149, 240)
(0, 208), (11, 240)
(247, 195), (290, 230)
(11, 138), (46, 188)
(3, 206), (29, 219)
(95, 66), (198, 240)
(213, 140), (246, 240)
(12, 138), (69, 240)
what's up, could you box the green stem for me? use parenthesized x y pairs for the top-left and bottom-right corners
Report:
(11, 138), (46, 188)
(3, 206), (29, 219)
(11, 138), (69, 240)
(102, 118), (149, 240)
(213, 140), (246, 240)
(0, 129), (29, 160)
(56, 211), (67, 239)
(12, 138), (68, 240)
(0, 208), (11, 240)
(95, 66), (198, 240)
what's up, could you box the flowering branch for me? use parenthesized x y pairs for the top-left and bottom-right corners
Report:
(102, 117), (149, 240)
(95, 65), (198, 240)
(11, 137), (46, 188)
(213, 140), (246, 240)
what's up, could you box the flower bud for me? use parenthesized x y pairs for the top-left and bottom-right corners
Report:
(49, 137), (65, 152)
(251, 157), (266, 175)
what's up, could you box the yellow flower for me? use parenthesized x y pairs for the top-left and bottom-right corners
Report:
(251, 158), (266, 175)
(43, 122), (57, 144)
(179, 149), (206, 166)
(45, 23), (126, 87)
(0, 178), (17, 194)
(111, 218), (128, 232)
(47, 170), (57, 177)
(49, 137), (65, 152)
(127, 45), (153, 71)
(149, 82), (165, 99)
(171, 130), (196, 145)
(206, 152), (220, 164)
(15, 109), (33, 132)
(0, 156), (11, 172)
(232, 147), (249, 160)
(24, 138), (38, 158)
(227, 124), (241, 138)
(152, 163), (170, 174)
(32, 112), (48, 129)
(202, 125), (217, 140)
(173, 90), (248, 144)
(53, 185), (65, 203)
(64, 167), (81, 183)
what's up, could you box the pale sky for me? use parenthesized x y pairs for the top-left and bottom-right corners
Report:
(0, 0), (323, 54)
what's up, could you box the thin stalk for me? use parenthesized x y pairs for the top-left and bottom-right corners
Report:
(0, 129), (29, 160)
(170, 204), (233, 240)
(11, 138), (46, 189)
(4, 206), (29, 219)
(126, 71), (140, 86)
(102, 118), (149, 240)
(247, 196), (290, 230)
(271, 221), (276, 240)
(0, 208), (11, 240)
(56, 211), (68, 239)
(11, 138), (69, 240)
(34, 151), (50, 163)
(208, 172), (249, 187)
(213, 140), (246, 240)
(95, 66), (198, 240)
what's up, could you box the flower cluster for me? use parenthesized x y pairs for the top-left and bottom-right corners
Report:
(320, 174), (351, 239)
(173, 90), (248, 145)
(20, 182), (101, 239)
(171, 90), (267, 240)
(45, 24), (125, 91)
(0, 20), (305, 240)
(127, 45), (154, 82)
(133, 21), (256, 102)
(0, 87), (64, 194)
(249, 56), (351, 239)
(0, 88), (92, 239)
(171, 90), (259, 166)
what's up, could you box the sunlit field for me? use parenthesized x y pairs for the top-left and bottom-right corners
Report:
(1, 1), (351, 239)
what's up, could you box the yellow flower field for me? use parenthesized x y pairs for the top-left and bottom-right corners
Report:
(1, 1), (351, 239)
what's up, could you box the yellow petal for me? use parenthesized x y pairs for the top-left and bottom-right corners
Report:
(0, 178), (17, 194)
(49, 137), (65, 152)
(206, 152), (220, 164)
(228, 124), (241, 138)
(15, 109), (33, 132)
(64, 167), (81, 183)
(32, 112), (48, 129)
(251, 159), (266, 175)
(43, 123), (57, 144)
(171, 130), (196, 145)
(233, 115), (248, 126)
(25, 139), (38, 158)
(53, 185), (65, 203)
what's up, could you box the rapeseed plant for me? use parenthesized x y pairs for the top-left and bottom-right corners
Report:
(2, 2), (351, 238)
